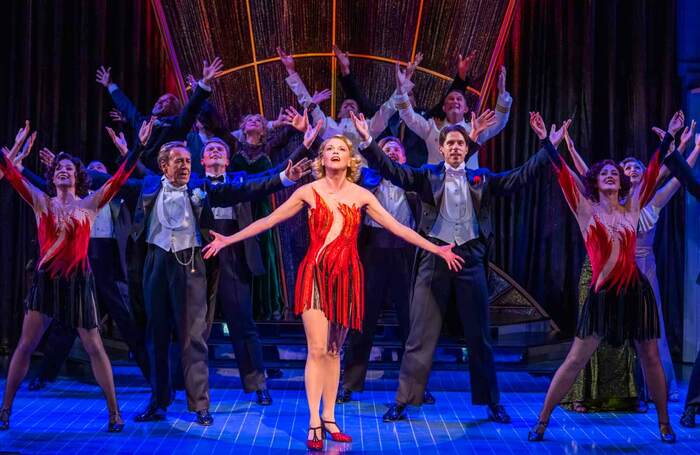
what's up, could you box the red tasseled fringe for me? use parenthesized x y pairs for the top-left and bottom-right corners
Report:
(294, 189), (365, 331)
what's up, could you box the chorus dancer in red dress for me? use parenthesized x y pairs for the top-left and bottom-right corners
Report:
(203, 117), (462, 451)
(527, 111), (684, 443)
(0, 119), (152, 433)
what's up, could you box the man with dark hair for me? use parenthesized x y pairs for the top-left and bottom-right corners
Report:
(96, 58), (223, 173)
(349, 105), (561, 424)
(197, 113), (315, 406)
(336, 136), (419, 403)
(662, 140), (700, 428)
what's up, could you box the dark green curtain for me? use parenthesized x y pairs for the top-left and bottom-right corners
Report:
(0, 0), (171, 351)
(485, 0), (682, 352)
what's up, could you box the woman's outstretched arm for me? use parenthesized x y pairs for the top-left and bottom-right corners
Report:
(203, 184), (308, 259)
(362, 188), (464, 271)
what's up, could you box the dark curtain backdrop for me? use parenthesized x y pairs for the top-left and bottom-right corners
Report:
(0, 0), (172, 351)
(485, 0), (682, 353)
(0, 0), (685, 356)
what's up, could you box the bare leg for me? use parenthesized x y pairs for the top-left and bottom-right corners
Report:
(302, 309), (329, 440)
(537, 336), (600, 423)
(76, 327), (121, 423)
(2, 311), (51, 410)
(320, 324), (347, 430)
(634, 339), (669, 424)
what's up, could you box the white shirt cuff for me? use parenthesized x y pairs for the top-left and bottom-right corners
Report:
(279, 170), (295, 187)
(108, 83), (119, 94)
(358, 137), (373, 150)
(198, 80), (212, 92)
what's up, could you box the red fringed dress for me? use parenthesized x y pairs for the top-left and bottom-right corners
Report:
(553, 147), (663, 346)
(294, 189), (364, 350)
(0, 149), (139, 329)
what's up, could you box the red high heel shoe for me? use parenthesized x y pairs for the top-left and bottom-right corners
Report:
(321, 419), (352, 443)
(306, 426), (324, 451)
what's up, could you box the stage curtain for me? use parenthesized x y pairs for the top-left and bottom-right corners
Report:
(485, 0), (682, 351)
(0, 0), (171, 351)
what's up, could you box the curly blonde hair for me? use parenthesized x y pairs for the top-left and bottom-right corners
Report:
(311, 135), (363, 182)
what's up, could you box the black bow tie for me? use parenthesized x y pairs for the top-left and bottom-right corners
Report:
(208, 175), (225, 184)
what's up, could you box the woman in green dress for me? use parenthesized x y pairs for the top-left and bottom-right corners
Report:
(231, 113), (302, 320)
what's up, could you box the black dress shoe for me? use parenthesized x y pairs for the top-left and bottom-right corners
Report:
(134, 406), (166, 422)
(28, 377), (47, 391)
(383, 403), (407, 422)
(487, 404), (511, 423)
(423, 389), (436, 405)
(336, 388), (352, 404)
(680, 405), (697, 428)
(108, 413), (125, 433)
(266, 368), (284, 379)
(0, 408), (10, 431)
(256, 389), (272, 406)
(195, 409), (213, 426)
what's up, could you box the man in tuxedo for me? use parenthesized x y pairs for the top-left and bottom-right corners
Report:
(95, 58), (223, 173)
(198, 130), (313, 406)
(18, 159), (149, 389)
(663, 142), (700, 428)
(336, 137), (418, 403)
(349, 108), (561, 424)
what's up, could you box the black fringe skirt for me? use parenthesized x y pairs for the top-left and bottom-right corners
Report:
(576, 269), (659, 347)
(25, 268), (100, 330)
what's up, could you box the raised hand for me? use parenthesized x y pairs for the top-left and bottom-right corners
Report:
(651, 126), (666, 141)
(96, 66), (112, 87)
(497, 66), (507, 95)
(457, 50), (477, 80)
(304, 119), (324, 149)
(202, 57), (223, 85)
(109, 109), (126, 124)
(39, 147), (55, 169)
(332, 45), (350, 76)
(310, 89), (332, 105)
(680, 119), (696, 150)
(277, 47), (295, 74)
(203, 230), (232, 259)
(436, 243), (464, 272)
(406, 52), (424, 80)
(283, 106), (308, 132)
(529, 112), (547, 140)
(284, 157), (313, 181)
(349, 111), (370, 142)
(667, 110), (685, 136)
(395, 62), (409, 94)
(10, 120), (31, 159)
(695, 132), (700, 149)
(549, 119), (572, 148)
(139, 116), (156, 145)
(106, 126), (129, 157)
(14, 131), (37, 167)
(469, 109), (497, 141)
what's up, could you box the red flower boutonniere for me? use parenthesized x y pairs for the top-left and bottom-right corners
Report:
(471, 175), (483, 186)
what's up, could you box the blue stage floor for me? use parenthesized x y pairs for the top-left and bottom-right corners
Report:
(1, 365), (699, 454)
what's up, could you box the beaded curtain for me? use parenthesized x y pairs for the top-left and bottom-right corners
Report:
(155, 0), (511, 313)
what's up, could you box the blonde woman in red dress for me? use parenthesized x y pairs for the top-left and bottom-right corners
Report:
(203, 115), (463, 451)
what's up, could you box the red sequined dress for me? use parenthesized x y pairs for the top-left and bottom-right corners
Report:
(553, 147), (663, 346)
(0, 149), (139, 329)
(294, 188), (364, 352)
